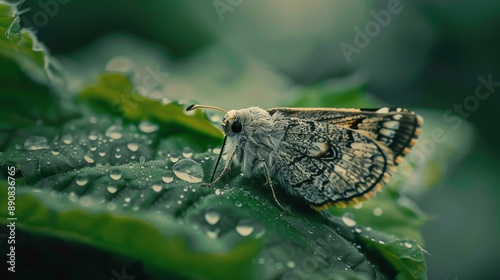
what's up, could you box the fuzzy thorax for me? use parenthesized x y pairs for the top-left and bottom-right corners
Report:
(221, 107), (283, 176)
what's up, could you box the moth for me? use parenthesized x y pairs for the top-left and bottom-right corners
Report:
(186, 104), (423, 211)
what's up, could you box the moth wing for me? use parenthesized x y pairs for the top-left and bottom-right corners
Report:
(268, 107), (423, 165)
(273, 118), (393, 210)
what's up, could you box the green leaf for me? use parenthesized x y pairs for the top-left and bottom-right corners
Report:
(0, 2), (77, 149)
(0, 181), (261, 280)
(78, 73), (223, 141)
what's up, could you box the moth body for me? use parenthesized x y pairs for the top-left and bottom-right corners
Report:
(186, 104), (423, 211)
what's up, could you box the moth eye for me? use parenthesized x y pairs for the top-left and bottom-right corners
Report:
(231, 120), (243, 133)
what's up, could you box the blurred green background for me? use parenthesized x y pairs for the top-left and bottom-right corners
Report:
(10, 0), (500, 278)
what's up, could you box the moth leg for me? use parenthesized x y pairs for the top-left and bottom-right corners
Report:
(260, 160), (289, 213)
(202, 149), (234, 188)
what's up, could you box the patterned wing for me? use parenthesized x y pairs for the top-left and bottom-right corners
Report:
(268, 107), (423, 165)
(273, 118), (394, 210)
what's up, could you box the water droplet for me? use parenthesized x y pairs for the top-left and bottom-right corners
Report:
(286, 261), (296, 268)
(257, 258), (265, 265)
(341, 214), (357, 227)
(138, 121), (159, 133)
(107, 183), (118, 193)
(84, 154), (95, 164)
(373, 207), (383, 216)
(215, 189), (222, 195)
(115, 153), (122, 159)
(105, 125), (123, 140)
(79, 196), (92, 207)
(139, 156), (146, 163)
(206, 229), (219, 239)
(169, 152), (180, 163)
(62, 135), (73, 145)
(75, 173), (89, 186)
(88, 130), (99, 141)
(205, 211), (221, 225)
(127, 143), (139, 152)
(235, 201), (242, 207)
(161, 170), (174, 183)
(124, 197), (131, 203)
(404, 242), (413, 249)
(51, 146), (60, 155)
(379, 240), (386, 244)
(365, 226), (372, 232)
(236, 220), (254, 236)
(89, 116), (97, 124)
(182, 147), (193, 158)
(99, 151), (106, 157)
(212, 148), (221, 154)
(172, 159), (204, 183)
(24, 136), (49, 150)
(109, 169), (122, 180)
(354, 202), (363, 209)
(107, 202), (117, 211)
(152, 184), (163, 192)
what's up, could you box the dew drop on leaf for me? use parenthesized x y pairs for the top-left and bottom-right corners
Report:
(138, 120), (159, 133)
(51, 146), (60, 155)
(204, 211), (221, 225)
(373, 207), (383, 216)
(105, 125), (123, 140)
(75, 173), (89, 186)
(109, 168), (122, 180)
(139, 156), (146, 163)
(84, 154), (95, 164)
(182, 147), (193, 158)
(62, 135), (73, 145)
(107, 202), (117, 211)
(24, 136), (49, 151)
(341, 213), (357, 227)
(161, 170), (174, 183)
(169, 152), (180, 163)
(236, 220), (254, 236)
(127, 143), (139, 152)
(88, 130), (99, 141)
(107, 183), (118, 193)
(206, 229), (219, 239)
(404, 241), (413, 248)
(79, 196), (92, 207)
(152, 184), (163, 192)
(172, 159), (204, 183)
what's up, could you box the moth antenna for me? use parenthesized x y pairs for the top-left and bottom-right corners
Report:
(186, 104), (228, 114)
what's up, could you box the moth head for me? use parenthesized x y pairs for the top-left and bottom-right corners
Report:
(186, 104), (270, 136)
(186, 104), (242, 135)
